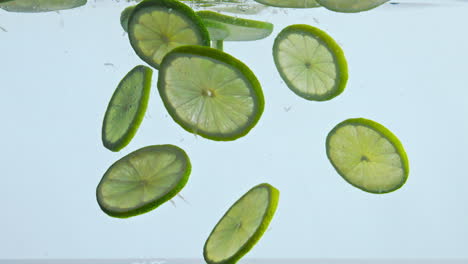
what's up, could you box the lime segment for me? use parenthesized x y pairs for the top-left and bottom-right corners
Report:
(96, 145), (191, 218)
(254, 0), (320, 8)
(204, 183), (279, 264)
(0, 0), (86, 12)
(316, 0), (388, 13)
(273, 24), (348, 101)
(326, 118), (409, 194)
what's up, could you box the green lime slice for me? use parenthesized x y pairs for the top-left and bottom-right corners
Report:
(128, 0), (210, 69)
(211, 40), (224, 51)
(120, 5), (135, 33)
(273, 24), (348, 101)
(197, 11), (273, 41)
(158, 45), (264, 141)
(204, 20), (230, 41)
(0, 0), (86, 12)
(316, 0), (388, 13)
(326, 118), (409, 194)
(204, 183), (279, 264)
(102, 65), (152, 152)
(96, 144), (191, 218)
(254, 0), (320, 8)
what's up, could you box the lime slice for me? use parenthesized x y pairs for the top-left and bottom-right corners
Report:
(273, 24), (348, 101)
(326, 118), (409, 194)
(254, 0), (320, 8)
(0, 0), (86, 12)
(158, 45), (264, 141)
(204, 183), (279, 264)
(316, 0), (388, 13)
(204, 20), (230, 41)
(96, 144), (191, 218)
(120, 5), (135, 33)
(102, 65), (152, 152)
(128, 0), (210, 69)
(197, 11), (273, 41)
(211, 40), (224, 51)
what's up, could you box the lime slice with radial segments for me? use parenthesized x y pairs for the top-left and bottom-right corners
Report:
(316, 0), (388, 13)
(158, 45), (264, 141)
(326, 118), (409, 194)
(102, 65), (152, 152)
(128, 0), (210, 69)
(0, 0), (86, 12)
(96, 144), (191, 218)
(120, 5), (135, 32)
(204, 183), (279, 264)
(273, 24), (348, 101)
(254, 0), (320, 8)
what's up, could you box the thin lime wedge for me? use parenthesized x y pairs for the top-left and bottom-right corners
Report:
(158, 45), (264, 141)
(128, 0), (210, 69)
(120, 5), (135, 33)
(102, 65), (152, 152)
(0, 0), (86, 12)
(197, 11), (273, 41)
(254, 0), (320, 8)
(273, 24), (348, 101)
(204, 183), (279, 264)
(316, 0), (388, 13)
(96, 144), (191, 218)
(326, 118), (409, 194)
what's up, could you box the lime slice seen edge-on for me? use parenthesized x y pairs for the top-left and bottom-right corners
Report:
(316, 0), (389, 13)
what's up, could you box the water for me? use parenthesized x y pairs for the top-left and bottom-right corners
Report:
(1, 0), (468, 261)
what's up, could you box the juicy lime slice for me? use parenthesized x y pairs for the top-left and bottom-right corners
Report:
(211, 40), (224, 51)
(326, 118), (409, 194)
(128, 0), (210, 69)
(273, 24), (348, 101)
(254, 0), (320, 8)
(96, 144), (191, 218)
(316, 0), (388, 13)
(102, 65), (152, 152)
(204, 183), (279, 264)
(158, 45), (264, 141)
(197, 11), (273, 41)
(0, 0), (86, 12)
(204, 20), (230, 41)
(120, 5), (135, 33)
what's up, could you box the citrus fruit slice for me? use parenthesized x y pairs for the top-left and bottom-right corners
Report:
(211, 40), (224, 51)
(128, 0), (210, 69)
(326, 118), (409, 194)
(0, 0), (86, 12)
(204, 183), (279, 264)
(254, 0), (320, 8)
(197, 11), (273, 41)
(120, 5), (135, 33)
(96, 144), (191, 218)
(158, 45), (264, 141)
(273, 24), (348, 101)
(102, 65), (152, 152)
(316, 0), (388, 13)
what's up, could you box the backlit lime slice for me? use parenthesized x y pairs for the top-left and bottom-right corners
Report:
(197, 11), (273, 41)
(316, 0), (388, 13)
(120, 5), (135, 33)
(96, 144), (191, 218)
(204, 183), (279, 264)
(326, 118), (409, 194)
(254, 0), (320, 8)
(204, 20), (230, 41)
(102, 65), (152, 152)
(128, 0), (210, 69)
(273, 24), (348, 101)
(158, 45), (264, 141)
(0, 0), (86, 12)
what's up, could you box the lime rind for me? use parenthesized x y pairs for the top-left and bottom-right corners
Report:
(158, 45), (265, 141)
(254, 0), (321, 8)
(326, 118), (409, 194)
(273, 24), (348, 101)
(120, 5), (135, 32)
(0, 0), (86, 12)
(203, 183), (279, 264)
(316, 0), (389, 13)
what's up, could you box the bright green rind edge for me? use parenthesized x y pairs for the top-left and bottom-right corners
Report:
(273, 24), (348, 101)
(158, 45), (265, 141)
(102, 65), (153, 152)
(203, 183), (280, 264)
(96, 144), (192, 218)
(128, 0), (210, 70)
(316, 0), (388, 13)
(253, 0), (321, 8)
(197, 10), (274, 34)
(325, 118), (410, 194)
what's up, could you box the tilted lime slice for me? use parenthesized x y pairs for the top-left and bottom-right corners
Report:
(96, 144), (191, 218)
(0, 0), (86, 12)
(204, 20), (230, 41)
(158, 45), (264, 141)
(326, 118), (409, 194)
(273, 24), (348, 101)
(128, 0), (210, 69)
(197, 11), (273, 41)
(102, 65), (152, 152)
(316, 0), (388, 13)
(254, 0), (320, 8)
(204, 183), (279, 264)
(120, 5), (135, 33)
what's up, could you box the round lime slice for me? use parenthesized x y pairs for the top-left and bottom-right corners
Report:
(316, 0), (388, 13)
(0, 0), (86, 12)
(254, 0), (320, 8)
(158, 45), (264, 141)
(120, 5), (135, 33)
(128, 0), (210, 69)
(273, 24), (348, 101)
(96, 144), (191, 218)
(326, 118), (409, 194)
(102, 65), (152, 152)
(197, 11), (273, 41)
(204, 183), (279, 264)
